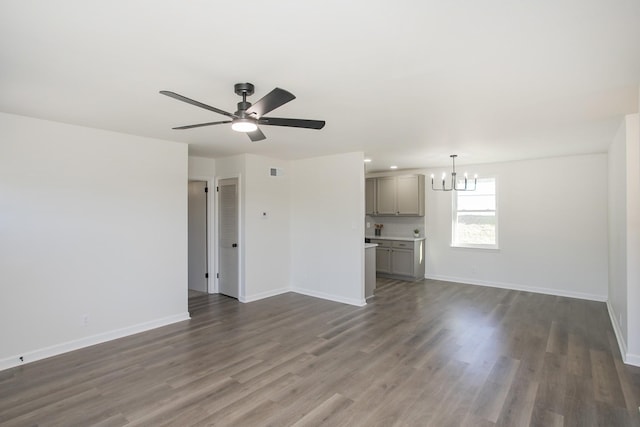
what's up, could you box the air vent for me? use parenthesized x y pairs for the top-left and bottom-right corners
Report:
(269, 167), (284, 177)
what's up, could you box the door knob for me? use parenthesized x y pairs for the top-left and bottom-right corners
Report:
(232, 243), (238, 248)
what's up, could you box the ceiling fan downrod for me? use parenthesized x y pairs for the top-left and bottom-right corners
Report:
(234, 82), (254, 116)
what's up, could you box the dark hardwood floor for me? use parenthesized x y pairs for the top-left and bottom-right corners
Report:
(2, 278), (640, 426)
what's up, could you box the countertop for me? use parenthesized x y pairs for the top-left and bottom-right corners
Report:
(365, 236), (426, 242)
(364, 243), (379, 249)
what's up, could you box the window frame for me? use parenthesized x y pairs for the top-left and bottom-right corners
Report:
(451, 176), (499, 250)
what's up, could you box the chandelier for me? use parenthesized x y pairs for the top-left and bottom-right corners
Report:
(431, 155), (477, 191)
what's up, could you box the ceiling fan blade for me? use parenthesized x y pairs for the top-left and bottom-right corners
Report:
(247, 127), (266, 142)
(160, 90), (235, 118)
(172, 120), (231, 130)
(246, 88), (295, 118)
(259, 117), (326, 130)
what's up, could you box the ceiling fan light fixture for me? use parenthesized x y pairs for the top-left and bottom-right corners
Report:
(231, 119), (257, 133)
(160, 83), (325, 141)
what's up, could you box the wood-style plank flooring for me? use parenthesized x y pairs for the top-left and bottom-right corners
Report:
(2, 278), (640, 426)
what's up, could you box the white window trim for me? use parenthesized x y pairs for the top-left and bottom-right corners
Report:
(451, 176), (499, 250)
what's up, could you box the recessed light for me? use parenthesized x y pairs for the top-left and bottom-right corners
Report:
(364, 158), (372, 163)
(390, 165), (398, 169)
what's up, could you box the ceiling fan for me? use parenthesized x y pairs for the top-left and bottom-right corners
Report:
(160, 83), (325, 141)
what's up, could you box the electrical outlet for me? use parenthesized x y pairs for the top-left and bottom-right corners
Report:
(82, 315), (89, 327)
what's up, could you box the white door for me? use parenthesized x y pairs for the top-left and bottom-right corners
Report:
(218, 178), (239, 298)
(188, 181), (208, 292)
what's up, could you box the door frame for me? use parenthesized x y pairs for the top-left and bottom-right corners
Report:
(214, 174), (243, 299)
(189, 175), (214, 293)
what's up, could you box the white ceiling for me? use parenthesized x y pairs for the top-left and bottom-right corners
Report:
(1, 1), (639, 171)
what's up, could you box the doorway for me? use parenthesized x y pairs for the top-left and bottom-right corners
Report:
(218, 178), (239, 298)
(188, 181), (208, 293)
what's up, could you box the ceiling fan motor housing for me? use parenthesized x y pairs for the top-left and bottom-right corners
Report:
(234, 82), (254, 97)
(236, 101), (253, 118)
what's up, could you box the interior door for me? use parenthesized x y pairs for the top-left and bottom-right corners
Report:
(188, 181), (208, 292)
(218, 178), (239, 298)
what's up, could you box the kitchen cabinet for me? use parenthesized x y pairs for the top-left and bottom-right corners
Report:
(375, 177), (397, 215)
(396, 175), (423, 215)
(365, 244), (377, 300)
(365, 178), (377, 215)
(369, 238), (425, 280)
(367, 174), (425, 216)
(375, 246), (391, 273)
(390, 248), (413, 276)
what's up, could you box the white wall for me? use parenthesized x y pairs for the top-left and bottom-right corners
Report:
(290, 152), (366, 306)
(627, 114), (640, 364)
(243, 154), (291, 301)
(205, 153), (366, 306)
(425, 154), (609, 300)
(607, 113), (640, 366)
(0, 113), (189, 370)
(189, 156), (216, 178)
(608, 120), (629, 346)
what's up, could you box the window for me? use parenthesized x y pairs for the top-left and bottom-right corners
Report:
(452, 177), (497, 248)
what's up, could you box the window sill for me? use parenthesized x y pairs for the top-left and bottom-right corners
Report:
(451, 244), (500, 251)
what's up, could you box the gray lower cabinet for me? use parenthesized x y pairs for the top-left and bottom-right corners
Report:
(370, 239), (425, 280)
(375, 246), (391, 273)
(365, 245), (377, 300)
(390, 249), (413, 276)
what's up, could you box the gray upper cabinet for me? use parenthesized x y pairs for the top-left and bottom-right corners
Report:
(396, 175), (423, 215)
(367, 174), (425, 216)
(375, 176), (397, 215)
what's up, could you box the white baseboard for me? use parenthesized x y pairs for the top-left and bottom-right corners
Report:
(0, 312), (190, 372)
(625, 353), (640, 366)
(425, 274), (607, 302)
(240, 287), (290, 303)
(607, 301), (629, 363)
(606, 301), (640, 367)
(239, 285), (367, 307)
(291, 287), (366, 307)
